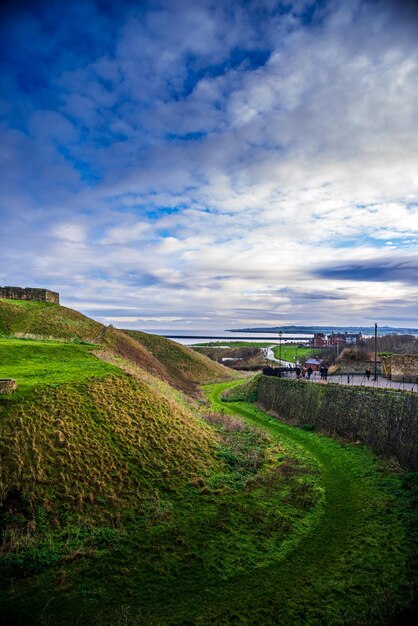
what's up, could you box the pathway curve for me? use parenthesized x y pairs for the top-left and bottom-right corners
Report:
(262, 344), (293, 366)
(183, 380), (412, 625)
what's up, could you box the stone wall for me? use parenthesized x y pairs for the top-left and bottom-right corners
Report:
(0, 379), (17, 394)
(384, 355), (418, 383)
(257, 376), (418, 470)
(0, 286), (59, 304)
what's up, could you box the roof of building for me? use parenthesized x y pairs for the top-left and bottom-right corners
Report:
(305, 357), (323, 365)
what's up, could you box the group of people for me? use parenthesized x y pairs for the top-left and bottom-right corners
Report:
(295, 364), (328, 380)
(319, 365), (329, 380)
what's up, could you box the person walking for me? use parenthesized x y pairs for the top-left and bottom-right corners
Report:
(365, 368), (371, 380)
(307, 366), (313, 379)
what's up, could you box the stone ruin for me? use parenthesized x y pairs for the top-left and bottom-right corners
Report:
(0, 379), (17, 394)
(0, 286), (59, 304)
(383, 354), (418, 383)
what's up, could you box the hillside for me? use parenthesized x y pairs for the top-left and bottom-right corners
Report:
(122, 328), (238, 388)
(0, 331), (326, 624)
(0, 299), (416, 625)
(0, 298), (234, 393)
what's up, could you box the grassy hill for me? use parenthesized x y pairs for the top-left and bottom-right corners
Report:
(0, 298), (234, 393)
(122, 328), (238, 390)
(0, 332), (326, 624)
(0, 299), (416, 624)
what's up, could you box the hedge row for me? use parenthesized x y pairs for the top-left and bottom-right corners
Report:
(257, 376), (418, 470)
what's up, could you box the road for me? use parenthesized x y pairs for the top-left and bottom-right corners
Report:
(262, 346), (418, 391)
(281, 370), (418, 392)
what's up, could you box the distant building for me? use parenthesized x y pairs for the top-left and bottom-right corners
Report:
(0, 286), (59, 304)
(329, 332), (362, 346)
(305, 357), (323, 371)
(312, 333), (328, 347)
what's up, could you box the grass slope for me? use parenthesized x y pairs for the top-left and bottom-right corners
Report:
(122, 329), (237, 391)
(0, 299), (102, 340)
(0, 299), (234, 393)
(0, 374), (326, 625)
(0, 337), (119, 398)
(0, 305), (416, 624)
(1, 378), (416, 624)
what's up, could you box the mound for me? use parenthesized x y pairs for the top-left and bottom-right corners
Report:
(0, 298), (102, 340)
(0, 299), (234, 393)
(122, 329), (236, 391)
(0, 375), (217, 524)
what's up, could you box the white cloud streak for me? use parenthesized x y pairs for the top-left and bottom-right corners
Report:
(1, 0), (418, 328)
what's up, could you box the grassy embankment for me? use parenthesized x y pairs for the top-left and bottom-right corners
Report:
(0, 300), (416, 624)
(0, 358), (324, 624)
(272, 343), (325, 362)
(0, 300), (324, 624)
(0, 298), (235, 395)
(2, 374), (417, 623)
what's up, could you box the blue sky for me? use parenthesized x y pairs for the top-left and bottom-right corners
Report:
(1, 0), (418, 330)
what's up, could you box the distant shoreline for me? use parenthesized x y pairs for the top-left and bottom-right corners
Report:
(162, 335), (311, 341)
(228, 326), (418, 335)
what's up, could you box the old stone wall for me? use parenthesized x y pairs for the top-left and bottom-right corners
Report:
(0, 379), (17, 394)
(0, 286), (59, 304)
(385, 355), (418, 383)
(257, 376), (418, 470)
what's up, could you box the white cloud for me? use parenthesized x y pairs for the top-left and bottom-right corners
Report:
(2, 0), (418, 329)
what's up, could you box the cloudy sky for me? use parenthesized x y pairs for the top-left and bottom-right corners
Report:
(1, 0), (418, 330)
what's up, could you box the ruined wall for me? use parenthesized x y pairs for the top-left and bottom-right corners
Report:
(257, 376), (418, 470)
(0, 379), (17, 394)
(387, 355), (418, 383)
(0, 286), (59, 304)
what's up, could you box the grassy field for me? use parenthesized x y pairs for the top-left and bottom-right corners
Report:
(1, 377), (416, 624)
(0, 306), (416, 624)
(273, 343), (325, 362)
(0, 299), (235, 395)
(0, 337), (119, 398)
(191, 340), (323, 364)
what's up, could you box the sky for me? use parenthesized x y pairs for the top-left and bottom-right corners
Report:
(1, 0), (418, 331)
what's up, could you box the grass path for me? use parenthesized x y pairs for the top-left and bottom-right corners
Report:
(185, 380), (414, 625)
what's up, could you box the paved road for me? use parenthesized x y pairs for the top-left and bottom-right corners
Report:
(262, 346), (418, 392)
(263, 345), (294, 366)
(281, 370), (418, 392)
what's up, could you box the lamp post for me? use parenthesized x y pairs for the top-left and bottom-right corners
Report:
(279, 331), (282, 364)
(374, 322), (378, 382)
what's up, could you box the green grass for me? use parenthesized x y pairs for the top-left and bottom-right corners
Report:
(0, 299), (236, 395)
(121, 329), (238, 393)
(273, 343), (325, 362)
(1, 378), (416, 625)
(0, 337), (119, 398)
(193, 340), (274, 347)
(0, 298), (102, 340)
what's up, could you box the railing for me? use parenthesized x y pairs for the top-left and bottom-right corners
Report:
(262, 369), (418, 392)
